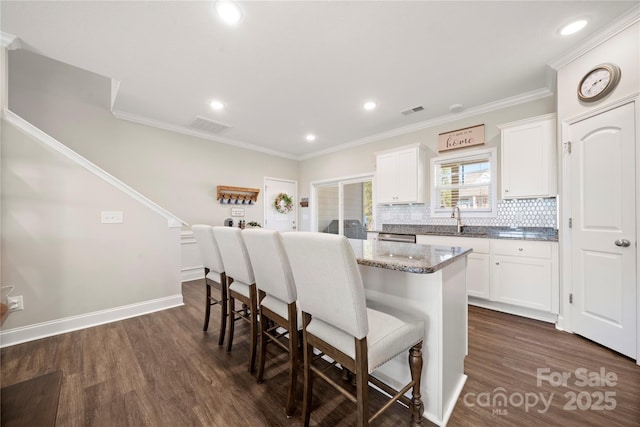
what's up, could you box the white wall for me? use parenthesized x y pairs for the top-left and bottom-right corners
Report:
(557, 22), (640, 120)
(2, 49), (299, 341)
(1, 118), (182, 337)
(298, 97), (556, 230)
(7, 50), (299, 229)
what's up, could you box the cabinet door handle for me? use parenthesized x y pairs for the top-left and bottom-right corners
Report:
(495, 262), (500, 265)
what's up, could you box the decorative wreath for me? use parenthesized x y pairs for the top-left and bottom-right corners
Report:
(274, 192), (294, 214)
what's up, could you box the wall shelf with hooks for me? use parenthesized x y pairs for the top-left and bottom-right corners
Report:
(217, 186), (260, 205)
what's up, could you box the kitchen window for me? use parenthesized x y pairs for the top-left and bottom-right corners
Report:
(430, 147), (497, 217)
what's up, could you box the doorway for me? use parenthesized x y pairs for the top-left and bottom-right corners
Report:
(565, 100), (637, 359)
(263, 177), (297, 232)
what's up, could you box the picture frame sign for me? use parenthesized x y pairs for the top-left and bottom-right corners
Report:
(438, 124), (485, 152)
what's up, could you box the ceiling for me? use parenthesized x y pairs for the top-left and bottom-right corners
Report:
(1, 1), (638, 159)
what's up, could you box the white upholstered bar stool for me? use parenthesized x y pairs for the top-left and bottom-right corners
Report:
(213, 226), (258, 373)
(283, 232), (425, 427)
(191, 224), (227, 345)
(242, 228), (301, 417)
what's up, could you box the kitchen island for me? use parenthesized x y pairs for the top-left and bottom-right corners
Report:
(349, 239), (471, 427)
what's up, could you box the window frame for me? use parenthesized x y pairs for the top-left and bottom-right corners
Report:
(430, 147), (497, 218)
(310, 173), (376, 236)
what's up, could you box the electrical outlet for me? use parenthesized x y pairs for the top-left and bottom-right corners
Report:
(7, 295), (23, 311)
(101, 211), (124, 224)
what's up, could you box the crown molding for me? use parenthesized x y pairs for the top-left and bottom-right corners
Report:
(547, 4), (640, 70)
(0, 32), (21, 50)
(107, 4), (638, 162)
(298, 87), (553, 161)
(111, 109), (298, 161)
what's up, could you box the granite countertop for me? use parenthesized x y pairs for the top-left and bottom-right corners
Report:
(374, 225), (558, 242)
(349, 239), (472, 274)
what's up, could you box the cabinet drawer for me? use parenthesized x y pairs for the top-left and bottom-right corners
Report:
(491, 240), (552, 259)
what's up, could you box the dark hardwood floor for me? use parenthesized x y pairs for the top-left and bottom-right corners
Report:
(1, 279), (638, 426)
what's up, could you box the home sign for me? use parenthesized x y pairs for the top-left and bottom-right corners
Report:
(438, 124), (485, 152)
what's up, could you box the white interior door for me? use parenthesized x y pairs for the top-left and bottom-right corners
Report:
(264, 178), (297, 232)
(568, 101), (636, 359)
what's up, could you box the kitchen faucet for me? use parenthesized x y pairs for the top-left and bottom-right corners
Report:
(451, 205), (464, 234)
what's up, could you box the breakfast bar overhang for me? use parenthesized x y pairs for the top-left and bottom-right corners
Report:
(349, 239), (471, 427)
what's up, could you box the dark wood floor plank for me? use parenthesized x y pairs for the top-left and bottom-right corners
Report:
(1, 279), (639, 426)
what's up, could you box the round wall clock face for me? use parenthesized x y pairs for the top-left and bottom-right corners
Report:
(577, 63), (621, 103)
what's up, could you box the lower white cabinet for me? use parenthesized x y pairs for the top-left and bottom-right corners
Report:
(491, 239), (557, 312)
(416, 235), (491, 300)
(467, 253), (491, 299)
(492, 255), (553, 311)
(416, 235), (558, 316)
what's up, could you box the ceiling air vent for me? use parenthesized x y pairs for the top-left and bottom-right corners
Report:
(401, 105), (425, 116)
(190, 116), (232, 134)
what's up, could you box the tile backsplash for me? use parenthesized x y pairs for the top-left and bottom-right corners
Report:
(376, 198), (557, 229)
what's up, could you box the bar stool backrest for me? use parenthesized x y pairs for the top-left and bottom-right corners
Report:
(283, 232), (368, 340)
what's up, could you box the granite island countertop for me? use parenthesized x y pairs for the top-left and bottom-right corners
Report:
(349, 239), (472, 274)
(375, 225), (558, 242)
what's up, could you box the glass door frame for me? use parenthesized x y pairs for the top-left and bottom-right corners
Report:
(310, 172), (376, 237)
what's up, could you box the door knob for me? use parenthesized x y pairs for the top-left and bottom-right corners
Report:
(614, 239), (631, 247)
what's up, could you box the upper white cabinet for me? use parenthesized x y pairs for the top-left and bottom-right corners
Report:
(376, 144), (426, 204)
(498, 114), (557, 199)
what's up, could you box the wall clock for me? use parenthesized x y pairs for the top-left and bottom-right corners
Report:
(577, 63), (621, 103)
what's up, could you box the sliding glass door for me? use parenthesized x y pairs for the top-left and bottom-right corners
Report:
(313, 175), (374, 240)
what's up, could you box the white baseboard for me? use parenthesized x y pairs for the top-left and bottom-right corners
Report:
(182, 266), (204, 282)
(468, 298), (558, 324)
(0, 294), (184, 348)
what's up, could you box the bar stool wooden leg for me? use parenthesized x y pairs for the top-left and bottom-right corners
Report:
(227, 296), (235, 353)
(285, 303), (298, 417)
(203, 268), (212, 332)
(218, 272), (228, 346)
(409, 343), (424, 427)
(302, 313), (313, 427)
(355, 338), (368, 427)
(248, 284), (258, 373)
(256, 291), (268, 384)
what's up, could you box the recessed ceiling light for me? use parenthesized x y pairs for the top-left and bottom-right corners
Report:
(210, 100), (224, 110)
(305, 134), (316, 142)
(216, 1), (242, 25)
(560, 20), (587, 36)
(363, 101), (377, 111)
(449, 103), (464, 113)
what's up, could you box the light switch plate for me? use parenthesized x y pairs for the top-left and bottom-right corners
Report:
(101, 211), (124, 224)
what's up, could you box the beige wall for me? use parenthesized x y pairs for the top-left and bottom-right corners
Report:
(1, 119), (182, 330)
(8, 51), (299, 229)
(298, 96), (556, 230)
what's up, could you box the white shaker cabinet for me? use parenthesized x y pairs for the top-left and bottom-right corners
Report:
(499, 114), (557, 199)
(416, 235), (491, 299)
(491, 239), (558, 313)
(416, 235), (559, 319)
(376, 144), (426, 204)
